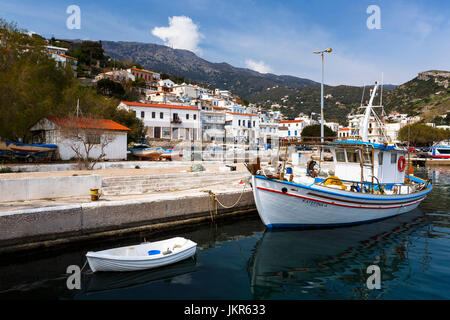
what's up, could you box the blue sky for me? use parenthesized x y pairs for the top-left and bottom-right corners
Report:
(1, 0), (449, 85)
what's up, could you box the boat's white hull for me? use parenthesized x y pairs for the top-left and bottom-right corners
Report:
(251, 175), (432, 228)
(131, 149), (163, 158)
(86, 238), (197, 272)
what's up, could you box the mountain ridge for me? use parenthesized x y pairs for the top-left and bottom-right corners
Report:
(100, 40), (448, 124)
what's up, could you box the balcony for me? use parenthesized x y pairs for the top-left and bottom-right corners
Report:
(171, 117), (182, 124)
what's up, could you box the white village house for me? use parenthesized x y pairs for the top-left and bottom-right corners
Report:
(118, 101), (201, 141)
(30, 116), (130, 160)
(225, 111), (260, 144)
(278, 120), (306, 138)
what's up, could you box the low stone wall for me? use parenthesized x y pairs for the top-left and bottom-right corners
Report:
(0, 189), (256, 253)
(0, 175), (102, 202)
(0, 160), (229, 173)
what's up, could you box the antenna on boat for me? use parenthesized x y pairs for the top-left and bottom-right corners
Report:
(360, 84), (366, 108)
(380, 73), (383, 109)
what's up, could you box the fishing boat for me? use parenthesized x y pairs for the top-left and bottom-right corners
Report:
(129, 143), (165, 160)
(428, 143), (450, 159)
(247, 82), (433, 228)
(160, 147), (183, 161)
(86, 237), (197, 272)
(0, 140), (57, 161)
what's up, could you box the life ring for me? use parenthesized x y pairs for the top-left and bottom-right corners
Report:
(398, 156), (406, 172)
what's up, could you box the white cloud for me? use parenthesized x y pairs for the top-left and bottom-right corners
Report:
(151, 16), (204, 55)
(245, 59), (272, 74)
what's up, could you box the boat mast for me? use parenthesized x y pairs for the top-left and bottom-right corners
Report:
(360, 82), (379, 142)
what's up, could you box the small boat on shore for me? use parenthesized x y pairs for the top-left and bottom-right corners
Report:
(86, 237), (197, 272)
(0, 140), (57, 162)
(129, 144), (165, 160)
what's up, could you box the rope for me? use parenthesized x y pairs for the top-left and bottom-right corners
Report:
(80, 258), (89, 272)
(202, 179), (248, 222)
(214, 182), (247, 209)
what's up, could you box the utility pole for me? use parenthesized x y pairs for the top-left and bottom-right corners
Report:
(313, 48), (333, 144)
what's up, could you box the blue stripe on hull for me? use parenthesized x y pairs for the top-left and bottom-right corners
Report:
(255, 175), (432, 201)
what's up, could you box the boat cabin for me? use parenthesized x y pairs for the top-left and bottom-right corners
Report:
(330, 140), (407, 185)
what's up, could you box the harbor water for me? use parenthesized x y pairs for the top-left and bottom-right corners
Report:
(0, 167), (449, 300)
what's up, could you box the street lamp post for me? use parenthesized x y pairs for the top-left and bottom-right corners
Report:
(313, 48), (332, 144)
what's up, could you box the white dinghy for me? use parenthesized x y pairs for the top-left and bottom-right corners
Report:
(86, 237), (197, 272)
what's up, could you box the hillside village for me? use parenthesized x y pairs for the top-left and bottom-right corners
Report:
(79, 46), (450, 147)
(1, 25), (449, 163)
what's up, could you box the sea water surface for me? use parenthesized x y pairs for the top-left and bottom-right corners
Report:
(0, 167), (449, 300)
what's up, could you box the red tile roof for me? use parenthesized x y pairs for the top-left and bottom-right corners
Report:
(148, 91), (175, 95)
(56, 53), (78, 61)
(47, 116), (130, 131)
(129, 67), (152, 74)
(279, 120), (303, 123)
(121, 101), (200, 111)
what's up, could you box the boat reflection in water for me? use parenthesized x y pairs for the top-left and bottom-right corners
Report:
(247, 209), (428, 299)
(82, 257), (197, 295)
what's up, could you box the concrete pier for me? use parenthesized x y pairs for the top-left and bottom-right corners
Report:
(0, 163), (256, 254)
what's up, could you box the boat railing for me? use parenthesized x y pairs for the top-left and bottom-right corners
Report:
(316, 176), (420, 195)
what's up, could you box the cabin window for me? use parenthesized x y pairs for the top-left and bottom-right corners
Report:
(391, 153), (397, 164)
(336, 149), (346, 162)
(378, 151), (384, 165)
(363, 151), (372, 164)
(346, 149), (360, 163)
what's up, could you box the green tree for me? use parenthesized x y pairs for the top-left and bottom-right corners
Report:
(0, 18), (145, 144)
(301, 124), (337, 138)
(398, 123), (450, 146)
(96, 79), (126, 99)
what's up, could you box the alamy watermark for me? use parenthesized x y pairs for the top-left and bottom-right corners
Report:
(366, 5), (381, 30)
(66, 5), (81, 30)
(366, 264), (381, 289)
(66, 264), (81, 290)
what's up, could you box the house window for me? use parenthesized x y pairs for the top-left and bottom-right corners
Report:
(194, 114), (197, 120)
(253, 121), (256, 127)
(160, 112), (164, 119)
(152, 112), (156, 119)
(238, 120), (241, 126)
(186, 114), (189, 120)
(86, 134), (101, 145)
(141, 111), (145, 118)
